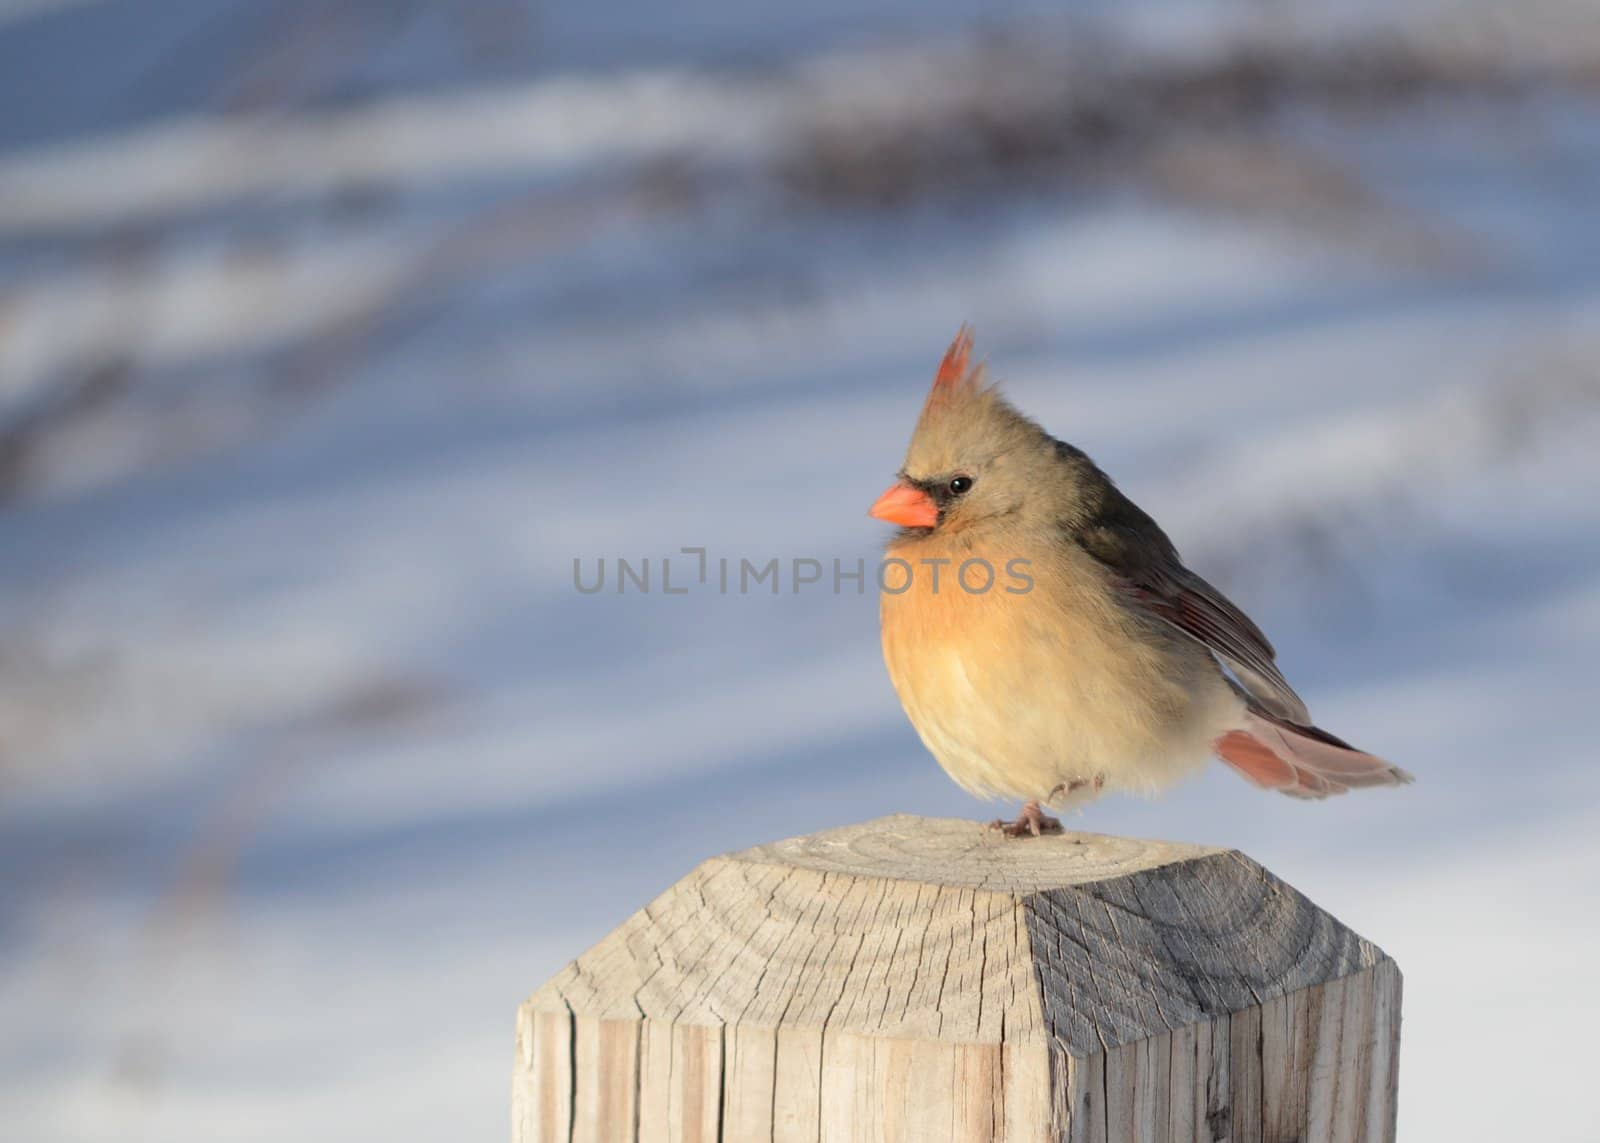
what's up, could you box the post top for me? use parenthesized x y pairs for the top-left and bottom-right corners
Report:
(517, 816), (1404, 1140)
(528, 814), (1386, 1053)
(727, 813), (1221, 893)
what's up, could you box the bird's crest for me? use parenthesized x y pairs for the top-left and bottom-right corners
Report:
(919, 324), (988, 420)
(901, 325), (1047, 479)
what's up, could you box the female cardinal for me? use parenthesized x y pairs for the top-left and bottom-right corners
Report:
(870, 327), (1412, 836)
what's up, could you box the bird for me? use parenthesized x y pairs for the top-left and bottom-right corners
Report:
(868, 326), (1412, 837)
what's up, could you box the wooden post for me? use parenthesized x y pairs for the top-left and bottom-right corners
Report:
(512, 815), (1401, 1142)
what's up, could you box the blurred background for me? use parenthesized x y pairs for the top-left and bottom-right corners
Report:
(2, 1), (1598, 1139)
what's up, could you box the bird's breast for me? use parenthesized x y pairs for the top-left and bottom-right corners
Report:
(879, 541), (1224, 802)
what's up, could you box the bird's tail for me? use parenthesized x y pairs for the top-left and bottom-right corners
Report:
(1214, 709), (1413, 800)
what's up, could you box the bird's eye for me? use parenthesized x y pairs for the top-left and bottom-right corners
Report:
(947, 475), (974, 496)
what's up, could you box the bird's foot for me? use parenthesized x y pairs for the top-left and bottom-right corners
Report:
(1046, 775), (1105, 801)
(989, 800), (1063, 838)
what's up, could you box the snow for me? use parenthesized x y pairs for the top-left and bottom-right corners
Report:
(2, 5), (1599, 1141)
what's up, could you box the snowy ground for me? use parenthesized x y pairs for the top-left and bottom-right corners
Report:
(2, 4), (1599, 1142)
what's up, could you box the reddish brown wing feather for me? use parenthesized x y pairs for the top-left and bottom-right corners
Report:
(1060, 436), (1310, 722)
(1051, 435), (1410, 796)
(1131, 569), (1311, 725)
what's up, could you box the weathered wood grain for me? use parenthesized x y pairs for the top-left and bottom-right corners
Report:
(513, 815), (1402, 1141)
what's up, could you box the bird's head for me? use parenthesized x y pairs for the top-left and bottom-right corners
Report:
(869, 327), (1057, 539)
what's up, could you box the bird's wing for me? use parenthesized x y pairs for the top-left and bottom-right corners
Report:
(1069, 466), (1312, 725)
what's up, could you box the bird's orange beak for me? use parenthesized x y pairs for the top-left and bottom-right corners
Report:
(868, 481), (938, 528)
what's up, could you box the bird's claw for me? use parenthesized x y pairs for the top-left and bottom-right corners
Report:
(988, 801), (1063, 838)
